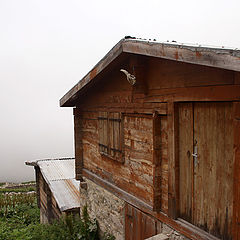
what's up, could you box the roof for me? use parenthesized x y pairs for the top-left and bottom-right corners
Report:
(60, 37), (240, 107)
(26, 158), (80, 212)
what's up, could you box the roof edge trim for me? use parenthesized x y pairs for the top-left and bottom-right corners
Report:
(60, 39), (125, 107)
(122, 39), (240, 72)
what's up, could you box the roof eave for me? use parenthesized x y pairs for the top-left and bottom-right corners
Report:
(122, 39), (240, 72)
(25, 161), (38, 167)
(60, 38), (240, 107)
(60, 38), (125, 107)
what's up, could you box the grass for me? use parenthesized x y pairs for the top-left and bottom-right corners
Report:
(0, 192), (39, 240)
(0, 186), (35, 193)
(21, 181), (36, 185)
(0, 192), (115, 240)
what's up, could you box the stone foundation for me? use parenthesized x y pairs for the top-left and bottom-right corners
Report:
(80, 178), (125, 240)
(161, 223), (190, 240)
(80, 177), (189, 240)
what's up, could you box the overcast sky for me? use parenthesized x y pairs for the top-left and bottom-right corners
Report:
(0, 0), (239, 182)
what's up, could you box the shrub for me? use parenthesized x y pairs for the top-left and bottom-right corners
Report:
(0, 194), (115, 240)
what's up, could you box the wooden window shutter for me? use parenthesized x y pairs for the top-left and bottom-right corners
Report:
(109, 112), (122, 159)
(98, 111), (123, 162)
(98, 112), (108, 154)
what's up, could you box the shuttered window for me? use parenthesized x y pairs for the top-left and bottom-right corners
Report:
(98, 112), (123, 162)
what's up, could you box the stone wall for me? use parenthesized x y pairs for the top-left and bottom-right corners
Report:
(161, 223), (190, 240)
(80, 177), (190, 240)
(80, 177), (125, 240)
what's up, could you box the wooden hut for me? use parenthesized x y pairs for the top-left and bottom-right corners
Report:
(60, 37), (240, 240)
(26, 158), (80, 223)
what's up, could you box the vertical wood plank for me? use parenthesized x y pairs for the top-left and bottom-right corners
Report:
(129, 55), (148, 95)
(167, 102), (179, 219)
(99, 111), (108, 154)
(234, 72), (240, 85)
(160, 116), (168, 214)
(233, 102), (240, 240)
(194, 102), (233, 238)
(34, 166), (40, 208)
(46, 185), (53, 222)
(178, 103), (193, 222)
(74, 107), (83, 180)
(105, 112), (109, 154)
(125, 204), (133, 240)
(153, 112), (162, 211)
(143, 212), (157, 238)
(125, 203), (158, 240)
(109, 112), (114, 157)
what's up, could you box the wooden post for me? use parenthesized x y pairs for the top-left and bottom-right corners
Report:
(46, 186), (53, 223)
(167, 102), (179, 219)
(153, 112), (162, 212)
(74, 107), (83, 180)
(233, 102), (240, 240)
(34, 166), (40, 208)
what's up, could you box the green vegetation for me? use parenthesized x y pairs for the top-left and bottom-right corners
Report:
(0, 193), (39, 240)
(0, 191), (115, 240)
(0, 186), (35, 193)
(21, 181), (36, 184)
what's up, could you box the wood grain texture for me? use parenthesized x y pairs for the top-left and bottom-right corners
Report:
(74, 108), (83, 180)
(82, 111), (155, 206)
(177, 102), (234, 239)
(67, 52), (240, 239)
(194, 102), (233, 239)
(147, 58), (234, 91)
(125, 204), (159, 240)
(235, 72), (240, 84)
(167, 102), (179, 219)
(153, 113), (162, 211)
(233, 102), (240, 240)
(61, 38), (240, 106)
(145, 85), (240, 103)
(178, 103), (193, 222)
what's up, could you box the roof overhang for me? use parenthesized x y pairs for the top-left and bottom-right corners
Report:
(26, 158), (80, 212)
(60, 38), (240, 107)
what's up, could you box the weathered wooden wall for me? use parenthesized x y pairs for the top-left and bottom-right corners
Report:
(38, 172), (61, 223)
(81, 111), (155, 206)
(38, 171), (48, 223)
(74, 55), (239, 239)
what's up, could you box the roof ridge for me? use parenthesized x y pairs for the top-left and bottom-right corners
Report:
(124, 36), (239, 51)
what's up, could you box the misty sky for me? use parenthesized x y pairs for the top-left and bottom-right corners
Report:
(0, 0), (239, 182)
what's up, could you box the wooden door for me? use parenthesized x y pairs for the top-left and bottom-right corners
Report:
(125, 204), (161, 240)
(178, 102), (234, 239)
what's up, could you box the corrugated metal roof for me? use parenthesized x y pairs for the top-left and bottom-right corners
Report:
(37, 159), (75, 181)
(49, 179), (79, 212)
(26, 158), (80, 212)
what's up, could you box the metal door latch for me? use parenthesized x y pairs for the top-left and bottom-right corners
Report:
(192, 141), (198, 167)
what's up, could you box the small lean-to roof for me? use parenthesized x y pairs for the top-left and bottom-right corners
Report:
(26, 158), (79, 212)
(60, 37), (240, 107)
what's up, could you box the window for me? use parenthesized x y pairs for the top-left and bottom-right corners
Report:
(98, 112), (123, 162)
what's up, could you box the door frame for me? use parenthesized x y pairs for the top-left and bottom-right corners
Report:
(168, 101), (239, 239)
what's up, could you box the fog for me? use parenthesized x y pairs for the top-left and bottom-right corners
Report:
(0, 0), (239, 182)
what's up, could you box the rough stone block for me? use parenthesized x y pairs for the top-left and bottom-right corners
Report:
(145, 233), (169, 240)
